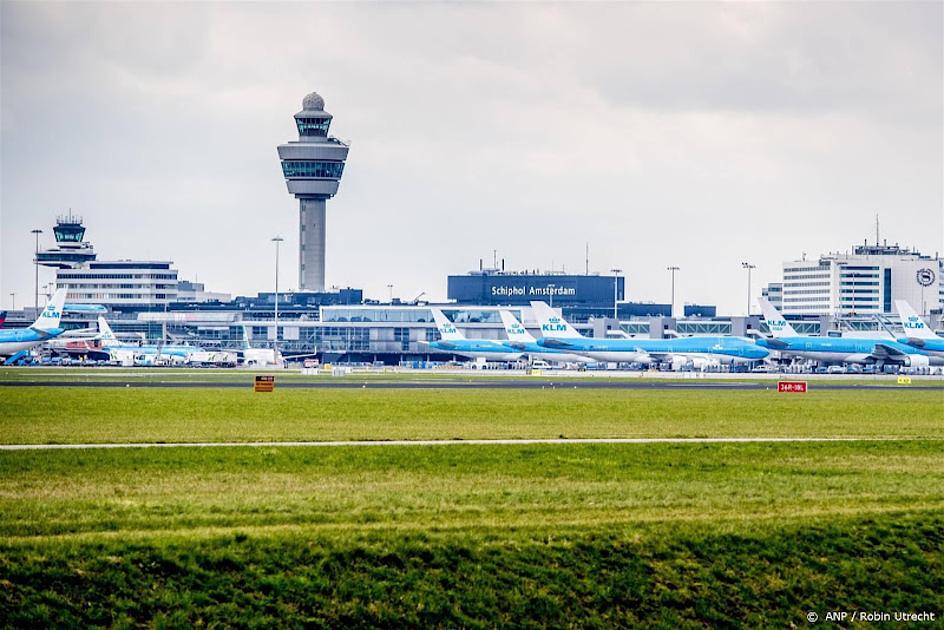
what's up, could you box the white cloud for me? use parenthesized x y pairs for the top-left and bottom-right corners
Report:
(2, 1), (941, 313)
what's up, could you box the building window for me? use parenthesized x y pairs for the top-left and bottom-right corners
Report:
(295, 118), (330, 137)
(281, 161), (344, 179)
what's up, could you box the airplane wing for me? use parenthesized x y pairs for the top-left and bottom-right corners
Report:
(871, 343), (909, 360)
(761, 338), (790, 350)
(505, 342), (529, 351)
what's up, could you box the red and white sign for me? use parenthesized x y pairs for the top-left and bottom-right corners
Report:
(778, 381), (808, 393)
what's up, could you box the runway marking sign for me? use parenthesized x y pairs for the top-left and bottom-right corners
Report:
(897, 376), (912, 385)
(778, 381), (807, 393)
(254, 375), (275, 392)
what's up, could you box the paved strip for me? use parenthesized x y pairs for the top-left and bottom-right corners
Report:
(0, 437), (929, 451)
(0, 380), (937, 390)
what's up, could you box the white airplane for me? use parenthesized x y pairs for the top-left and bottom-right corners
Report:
(237, 325), (280, 367)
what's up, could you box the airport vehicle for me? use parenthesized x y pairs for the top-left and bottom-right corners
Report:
(757, 298), (941, 368)
(895, 300), (944, 358)
(0, 289), (68, 360)
(498, 310), (591, 365)
(420, 309), (523, 362)
(531, 301), (768, 368)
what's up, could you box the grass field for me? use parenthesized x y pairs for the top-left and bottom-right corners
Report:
(1, 384), (942, 625)
(1, 386), (942, 444)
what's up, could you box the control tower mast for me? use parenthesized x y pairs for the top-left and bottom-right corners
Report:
(276, 91), (350, 292)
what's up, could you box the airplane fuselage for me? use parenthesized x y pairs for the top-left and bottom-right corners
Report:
(0, 327), (65, 356)
(757, 336), (942, 366)
(426, 340), (522, 362)
(537, 335), (768, 364)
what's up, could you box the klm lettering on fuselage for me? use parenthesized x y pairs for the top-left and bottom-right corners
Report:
(490, 286), (577, 297)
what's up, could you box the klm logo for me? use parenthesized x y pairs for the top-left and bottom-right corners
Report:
(903, 316), (925, 330)
(43, 309), (61, 319)
(511, 325), (524, 333)
(542, 323), (568, 332)
(442, 325), (457, 334)
(769, 319), (786, 330)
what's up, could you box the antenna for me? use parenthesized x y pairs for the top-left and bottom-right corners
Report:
(585, 242), (589, 275)
(875, 214), (880, 245)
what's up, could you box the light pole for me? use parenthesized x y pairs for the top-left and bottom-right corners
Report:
(31, 229), (43, 311)
(9, 293), (15, 310)
(387, 284), (394, 303)
(609, 269), (622, 320)
(271, 236), (284, 359)
(666, 266), (679, 317)
(741, 262), (756, 316)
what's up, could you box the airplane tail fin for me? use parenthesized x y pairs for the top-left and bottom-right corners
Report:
(499, 310), (535, 343)
(895, 300), (937, 340)
(430, 309), (465, 341)
(758, 297), (797, 338)
(31, 288), (68, 332)
(241, 325), (253, 349)
(97, 316), (119, 345)
(530, 301), (583, 339)
(0, 310), (6, 328)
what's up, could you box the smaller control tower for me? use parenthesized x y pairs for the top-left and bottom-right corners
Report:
(277, 91), (350, 292)
(36, 211), (97, 269)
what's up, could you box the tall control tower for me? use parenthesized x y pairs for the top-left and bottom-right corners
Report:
(277, 91), (350, 292)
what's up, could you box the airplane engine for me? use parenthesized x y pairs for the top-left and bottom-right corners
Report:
(904, 354), (930, 368)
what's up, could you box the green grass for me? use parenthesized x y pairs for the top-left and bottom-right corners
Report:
(2, 385), (942, 625)
(1, 442), (943, 626)
(2, 515), (942, 628)
(1, 441), (942, 539)
(2, 387), (942, 444)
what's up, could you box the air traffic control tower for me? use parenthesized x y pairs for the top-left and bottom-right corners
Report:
(277, 91), (350, 292)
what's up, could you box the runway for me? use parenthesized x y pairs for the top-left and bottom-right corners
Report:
(0, 436), (928, 451)
(0, 379), (937, 390)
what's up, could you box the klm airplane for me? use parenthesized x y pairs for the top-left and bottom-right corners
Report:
(421, 309), (523, 362)
(97, 316), (196, 365)
(757, 298), (941, 368)
(498, 310), (591, 364)
(531, 301), (768, 367)
(895, 300), (944, 358)
(0, 289), (68, 359)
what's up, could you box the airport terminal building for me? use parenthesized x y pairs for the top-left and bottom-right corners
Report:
(778, 241), (944, 317)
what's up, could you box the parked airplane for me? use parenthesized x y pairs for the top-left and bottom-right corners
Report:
(0, 289), (68, 359)
(498, 310), (591, 364)
(421, 309), (523, 362)
(895, 300), (944, 358)
(531, 301), (768, 368)
(96, 316), (197, 366)
(237, 325), (280, 367)
(756, 298), (940, 367)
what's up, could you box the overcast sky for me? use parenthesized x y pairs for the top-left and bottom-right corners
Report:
(2, 1), (941, 314)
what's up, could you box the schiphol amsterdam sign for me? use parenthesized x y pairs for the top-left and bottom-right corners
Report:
(490, 285), (577, 298)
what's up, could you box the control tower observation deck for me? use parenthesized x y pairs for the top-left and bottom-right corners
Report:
(276, 91), (350, 292)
